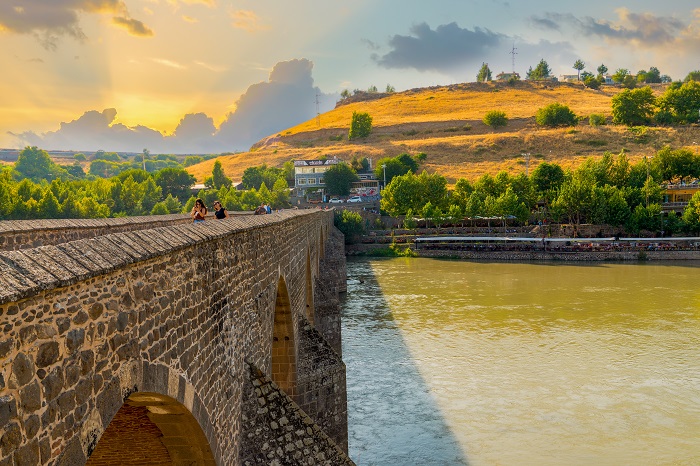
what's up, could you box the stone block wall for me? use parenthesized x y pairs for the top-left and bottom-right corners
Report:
(0, 210), (350, 465)
(239, 363), (354, 465)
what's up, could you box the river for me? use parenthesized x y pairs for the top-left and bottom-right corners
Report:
(340, 258), (700, 466)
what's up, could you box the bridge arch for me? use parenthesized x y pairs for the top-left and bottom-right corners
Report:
(271, 276), (296, 397)
(87, 392), (215, 465)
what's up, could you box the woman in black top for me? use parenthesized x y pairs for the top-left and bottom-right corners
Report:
(213, 200), (229, 219)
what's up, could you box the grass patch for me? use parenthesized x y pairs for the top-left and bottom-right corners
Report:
(573, 139), (608, 147)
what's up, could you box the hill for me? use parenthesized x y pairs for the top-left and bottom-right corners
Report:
(187, 81), (699, 184)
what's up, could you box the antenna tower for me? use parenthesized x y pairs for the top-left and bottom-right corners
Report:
(315, 93), (320, 127)
(510, 43), (518, 73)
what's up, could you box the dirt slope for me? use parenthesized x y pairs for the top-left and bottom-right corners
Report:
(187, 81), (699, 183)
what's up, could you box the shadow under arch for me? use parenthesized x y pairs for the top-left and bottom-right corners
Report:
(87, 392), (215, 465)
(272, 276), (297, 397)
(305, 250), (315, 325)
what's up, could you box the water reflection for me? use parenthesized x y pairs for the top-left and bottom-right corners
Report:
(341, 259), (469, 466)
(342, 258), (700, 466)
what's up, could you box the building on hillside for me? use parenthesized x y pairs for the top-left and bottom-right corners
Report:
(559, 74), (579, 82)
(495, 72), (520, 82)
(293, 158), (340, 199)
(351, 171), (379, 196)
(663, 182), (700, 210)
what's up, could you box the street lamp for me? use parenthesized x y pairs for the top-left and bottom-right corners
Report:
(382, 164), (386, 188)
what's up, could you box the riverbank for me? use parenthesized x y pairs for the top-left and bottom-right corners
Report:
(346, 243), (700, 261)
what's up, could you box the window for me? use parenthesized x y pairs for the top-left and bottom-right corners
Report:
(319, 178), (325, 185)
(297, 178), (307, 185)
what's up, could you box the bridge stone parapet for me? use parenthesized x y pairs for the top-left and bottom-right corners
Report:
(0, 210), (352, 465)
(0, 214), (195, 251)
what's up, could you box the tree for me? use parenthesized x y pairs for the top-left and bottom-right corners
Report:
(656, 81), (700, 124)
(642, 66), (661, 83)
(380, 171), (447, 216)
(242, 164), (282, 190)
(340, 89), (351, 100)
(526, 59), (551, 80)
(374, 154), (421, 184)
(367, 85), (378, 93)
(551, 171), (595, 236)
(535, 103), (577, 127)
(612, 68), (629, 83)
(684, 70), (700, 83)
(334, 210), (364, 244)
(323, 163), (358, 196)
(483, 110), (508, 129)
(348, 111), (373, 139)
(584, 75), (601, 90)
(206, 160), (232, 190)
(597, 64), (608, 77)
(15, 146), (60, 181)
(385, 84), (395, 93)
(476, 63), (492, 82)
(682, 191), (700, 232)
(184, 155), (204, 167)
(573, 60), (585, 81)
(154, 167), (196, 202)
(531, 162), (565, 202)
(611, 87), (656, 126)
(271, 177), (290, 208)
(140, 177), (163, 214)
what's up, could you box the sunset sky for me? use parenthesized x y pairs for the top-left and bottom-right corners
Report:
(1, 1), (699, 153)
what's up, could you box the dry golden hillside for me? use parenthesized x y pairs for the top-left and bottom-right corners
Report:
(187, 80), (700, 184)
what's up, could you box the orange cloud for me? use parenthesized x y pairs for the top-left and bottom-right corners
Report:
(230, 10), (269, 32)
(112, 16), (154, 37)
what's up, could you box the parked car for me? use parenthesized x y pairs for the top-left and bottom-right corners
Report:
(346, 195), (362, 203)
(328, 197), (343, 204)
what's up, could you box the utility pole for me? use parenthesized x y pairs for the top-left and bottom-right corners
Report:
(510, 43), (518, 74)
(315, 93), (320, 127)
(522, 153), (531, 176)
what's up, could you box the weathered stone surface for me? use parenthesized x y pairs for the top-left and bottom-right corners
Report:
(11, 353), (34, 387)
(0, 211), (351, 466)
(36, 342), (60, 368)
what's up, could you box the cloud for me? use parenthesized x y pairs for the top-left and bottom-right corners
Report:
(194, 60), (226, 72)
(216, 59), (335, 148)
(182, 15), (198, 23)
(10, 59), (339, 154)
(0, 0), (152, 48)
(112, 16), (154, 36)
(531, 9), (686, 46)
(230, 10), (268, 32)
(361, 38), (381, 51)
(151, 58), (186, 69)
(373, 22), (507, 73)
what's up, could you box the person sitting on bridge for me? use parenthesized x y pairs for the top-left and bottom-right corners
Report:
(191, 198), (207, 224)
(254, 204), (266, 215)
(213, 200), (229, 219)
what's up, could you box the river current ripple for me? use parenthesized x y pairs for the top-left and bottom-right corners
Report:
(341, 258), (700, 466)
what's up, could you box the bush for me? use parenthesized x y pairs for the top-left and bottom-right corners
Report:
(483, 110), (508, 129)
(334, 210), (365, 243)
(589, 114), (606, 126)
(536, 103), (578, 127)
(348, 111), (373, 139)
(584, 76), (601, 90)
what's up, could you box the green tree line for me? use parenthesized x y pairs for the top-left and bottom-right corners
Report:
(380, 147), (700, 236)
(0, 147), (290, 219)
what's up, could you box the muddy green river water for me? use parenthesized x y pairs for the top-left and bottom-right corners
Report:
(341, 258), (700, 466)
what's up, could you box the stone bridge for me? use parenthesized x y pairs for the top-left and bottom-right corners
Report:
(0, 211), (354, 465)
